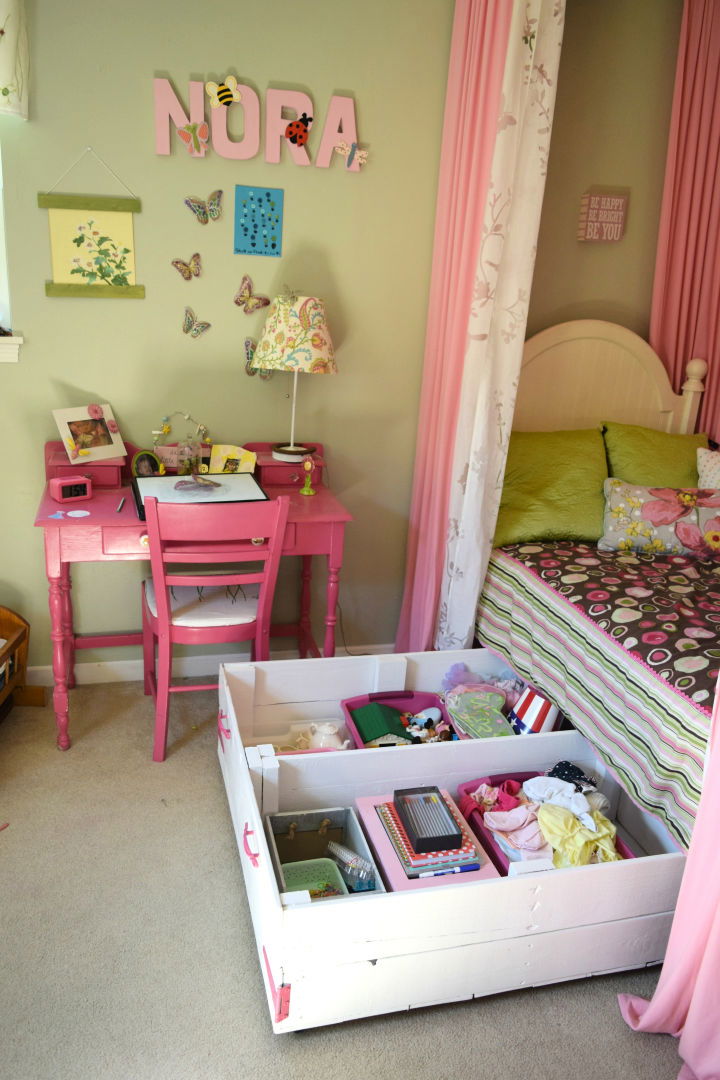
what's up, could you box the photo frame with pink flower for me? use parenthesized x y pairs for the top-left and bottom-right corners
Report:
(53, 403), (126, 464)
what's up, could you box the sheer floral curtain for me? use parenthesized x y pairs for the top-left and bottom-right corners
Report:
(0, 0), (28, 120)
(396, 0), (565, 653)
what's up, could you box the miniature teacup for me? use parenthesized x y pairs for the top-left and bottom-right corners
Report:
(308, 721), (350, 750)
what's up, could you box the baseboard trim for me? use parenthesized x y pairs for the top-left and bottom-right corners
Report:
(27, 643), (395, 687)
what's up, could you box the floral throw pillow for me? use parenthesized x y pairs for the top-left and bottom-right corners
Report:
(598, 478), (720, 557)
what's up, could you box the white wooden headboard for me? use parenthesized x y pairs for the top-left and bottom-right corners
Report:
(514, 319), (707, 434)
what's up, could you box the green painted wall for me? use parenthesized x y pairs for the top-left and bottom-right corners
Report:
(0, 0), (685, 669)
(0, 0), (454, 665)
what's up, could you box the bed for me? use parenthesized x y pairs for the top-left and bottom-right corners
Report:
(475, 320), (712, 849)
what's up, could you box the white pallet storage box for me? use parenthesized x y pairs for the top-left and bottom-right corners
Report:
(217, 649), (685, 1033)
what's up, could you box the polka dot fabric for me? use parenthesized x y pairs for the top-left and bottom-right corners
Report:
(501, 541), (720, 710)
(697, 447), (720, 489)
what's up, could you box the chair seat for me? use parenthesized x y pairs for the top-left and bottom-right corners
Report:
(143, 580), (259, 627)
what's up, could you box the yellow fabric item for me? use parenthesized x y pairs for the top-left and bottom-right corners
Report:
(537, 805), (621, 868)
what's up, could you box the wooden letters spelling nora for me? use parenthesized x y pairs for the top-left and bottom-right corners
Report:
(154, 79), (362, 171)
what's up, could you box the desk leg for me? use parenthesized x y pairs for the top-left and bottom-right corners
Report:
(48, 571), (71, 751)
(45, 531), (72, 751)
(298, 556), (314, 659)
(323, 561), (340, 658)
(60, 563), (76, 689)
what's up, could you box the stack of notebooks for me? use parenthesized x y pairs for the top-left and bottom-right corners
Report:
(375, 796), (482, 877)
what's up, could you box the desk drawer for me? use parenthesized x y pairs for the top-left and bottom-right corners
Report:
(218, 650), (685, 1033)
(101, 526), (149, 555)
(259, 466), (323, 489)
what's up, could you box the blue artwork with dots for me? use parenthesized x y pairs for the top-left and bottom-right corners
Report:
(234, 185), (284, 257)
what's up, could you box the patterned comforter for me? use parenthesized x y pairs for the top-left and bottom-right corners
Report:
(475, 542), (717, 847)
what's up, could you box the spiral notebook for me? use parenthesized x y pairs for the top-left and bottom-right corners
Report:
(374, 791), (483, 875)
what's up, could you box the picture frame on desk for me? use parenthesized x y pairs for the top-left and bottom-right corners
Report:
(153, 442), (212, 474)
(53, 403), (126, 464)
(131, 449), (163, 478)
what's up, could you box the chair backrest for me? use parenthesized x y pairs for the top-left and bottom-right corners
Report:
(144, 495), (290, 637)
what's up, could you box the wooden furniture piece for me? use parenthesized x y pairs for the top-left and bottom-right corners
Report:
(0, 607), (46, 716)
(475, 320), (710, 848)
(243, 442), (325, 489)
(35, 444), (352, 751)
(513, 319), (706, 433)
(217, 648), (683, 1032)
(142, 495), (290, 762)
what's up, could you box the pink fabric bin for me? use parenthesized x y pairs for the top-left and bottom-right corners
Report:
(456, 773), (636, 876)
(340, 690), (458, 749)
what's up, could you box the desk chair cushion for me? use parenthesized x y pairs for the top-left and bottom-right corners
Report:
(143, 579), (259, 628)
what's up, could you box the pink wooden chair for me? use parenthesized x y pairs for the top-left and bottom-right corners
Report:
(141, 494), (290, 761)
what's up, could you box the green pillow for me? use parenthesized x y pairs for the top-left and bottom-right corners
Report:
(602, 421), (707, 487)
(494, 429), (608, 547)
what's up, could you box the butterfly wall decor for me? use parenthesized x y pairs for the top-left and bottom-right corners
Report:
(334, 141), (368, 169)
(234, 274), (270, 314)
(182, 307), (211, 338)
(184, 190), (223, 225)
(171, 253), (201, 281)
(176, 122), (209, 156)
(244, 337), (273, 380)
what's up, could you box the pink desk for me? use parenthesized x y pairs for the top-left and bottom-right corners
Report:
(35, 481), (352, 751)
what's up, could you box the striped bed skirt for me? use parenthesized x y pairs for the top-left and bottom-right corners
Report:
(475, 544), (714, 849)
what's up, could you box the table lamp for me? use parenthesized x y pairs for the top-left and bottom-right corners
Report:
(250, 292), (336, 461)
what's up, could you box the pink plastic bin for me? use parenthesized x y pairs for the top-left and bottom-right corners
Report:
(340, 690), (457, 749)
(456, 773), (636, 875)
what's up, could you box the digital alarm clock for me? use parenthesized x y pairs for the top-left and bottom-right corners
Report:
(49, 475), (93, 503)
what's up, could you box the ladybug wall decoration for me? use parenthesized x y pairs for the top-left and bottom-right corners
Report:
(284, 112), (313, 147)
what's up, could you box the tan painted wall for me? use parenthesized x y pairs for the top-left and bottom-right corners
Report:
(528, 0), (683, 338)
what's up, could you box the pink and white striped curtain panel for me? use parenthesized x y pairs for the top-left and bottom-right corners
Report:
(0, 0), (28, 120)
(396, 0), (566, 653)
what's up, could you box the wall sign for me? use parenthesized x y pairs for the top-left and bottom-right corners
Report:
(154, 78), (364, 171)
(577, 187), (630, 243)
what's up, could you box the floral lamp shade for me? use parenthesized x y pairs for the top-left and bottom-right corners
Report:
(0, 0), (29, 119)
(250, 295), (337, 375)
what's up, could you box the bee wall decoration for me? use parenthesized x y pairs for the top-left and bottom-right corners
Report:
(205, 75), (241, 109)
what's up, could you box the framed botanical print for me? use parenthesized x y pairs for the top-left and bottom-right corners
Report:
(38, 193), (145, 298)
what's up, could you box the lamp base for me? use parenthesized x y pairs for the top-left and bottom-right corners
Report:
(271, 443), (316, 462)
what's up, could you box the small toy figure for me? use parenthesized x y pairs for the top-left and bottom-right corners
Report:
(299, 456), (316, 497)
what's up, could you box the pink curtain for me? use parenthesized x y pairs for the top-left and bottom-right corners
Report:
(394, 0), (512, 653)
(618, 681), (720, 1079)
(649, 0), (720, 439)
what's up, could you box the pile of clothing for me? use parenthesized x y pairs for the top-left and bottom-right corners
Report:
(458, 761), (623, 869)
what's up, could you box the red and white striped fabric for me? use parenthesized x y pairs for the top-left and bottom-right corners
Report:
(509, 687), (560, 735)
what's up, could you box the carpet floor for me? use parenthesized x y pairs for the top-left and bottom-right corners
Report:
(0, 683), (682, 1080)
